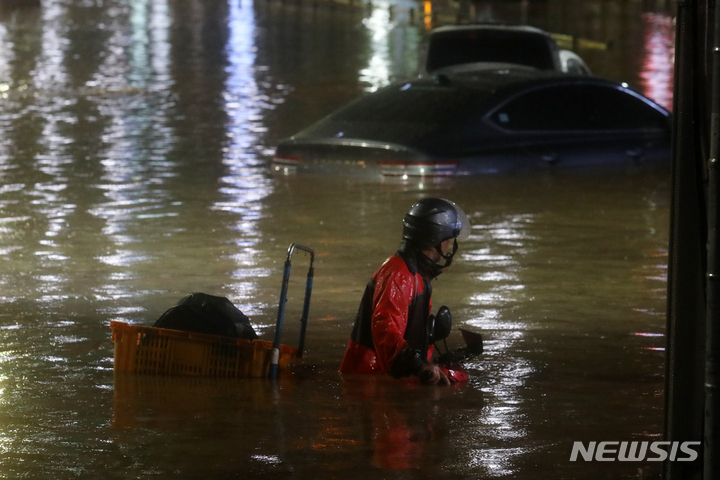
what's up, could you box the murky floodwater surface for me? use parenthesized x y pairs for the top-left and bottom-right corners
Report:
(0, 0), (673, 478)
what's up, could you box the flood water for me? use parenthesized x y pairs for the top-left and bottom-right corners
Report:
(0, 0), (675, 478)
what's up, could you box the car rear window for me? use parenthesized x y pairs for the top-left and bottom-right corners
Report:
(426, 30), (557, 72)
(488, 84), (668, 131)
(328, 84), (492, 125)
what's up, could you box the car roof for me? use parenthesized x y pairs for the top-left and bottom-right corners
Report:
(427, 23), (553, 37)
(432, 69), (668, 117)
(303, 67), (666, 128)
(414, 66), (603, 96)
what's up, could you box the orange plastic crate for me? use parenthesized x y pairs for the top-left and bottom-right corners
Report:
(111, 321), (298, 378)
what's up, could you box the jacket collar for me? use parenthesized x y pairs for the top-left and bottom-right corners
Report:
(397, 241), (442, 280)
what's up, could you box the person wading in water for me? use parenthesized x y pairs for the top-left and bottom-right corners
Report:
(339, 197), (471, 385)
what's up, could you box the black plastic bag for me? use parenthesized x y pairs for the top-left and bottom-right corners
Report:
(153, 292), (258, 340)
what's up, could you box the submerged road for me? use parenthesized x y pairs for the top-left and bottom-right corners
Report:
(0, 0), (673, 478)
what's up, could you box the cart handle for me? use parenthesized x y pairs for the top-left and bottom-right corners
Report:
(269, 243), (315, 379)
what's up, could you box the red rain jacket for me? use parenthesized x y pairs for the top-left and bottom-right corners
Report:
(340, 253), (469, 383)
(340, 254), (433, 376)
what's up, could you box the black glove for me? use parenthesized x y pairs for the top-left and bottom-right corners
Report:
(389, 347), (427, 378)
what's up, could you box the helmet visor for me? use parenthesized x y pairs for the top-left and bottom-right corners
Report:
(448, 200), (471, 242)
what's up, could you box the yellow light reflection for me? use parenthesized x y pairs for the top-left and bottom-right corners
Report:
(423, 1), (432, 30)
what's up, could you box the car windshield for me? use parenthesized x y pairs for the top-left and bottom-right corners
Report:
(327, 83), (493, 126)
(426, 30), (556, 72)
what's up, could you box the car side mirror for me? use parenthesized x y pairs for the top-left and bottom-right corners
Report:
(430, 305), (452, 342)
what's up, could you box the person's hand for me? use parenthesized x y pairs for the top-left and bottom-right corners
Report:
(419, 364), (450, 385)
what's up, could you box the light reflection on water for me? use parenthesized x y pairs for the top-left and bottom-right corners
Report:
(0, 0), (674, 478)
(359, 0), (392, 91)
(464, 212), (536, 473)
(640, 12), (674, 111)
(215, 0), (275, 313)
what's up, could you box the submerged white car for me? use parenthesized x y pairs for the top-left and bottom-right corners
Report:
(417, 24), (592, 77)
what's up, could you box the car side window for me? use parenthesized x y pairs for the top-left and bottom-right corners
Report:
(489, 84), (667, 131)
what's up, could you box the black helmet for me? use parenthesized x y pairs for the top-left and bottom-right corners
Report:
(402, 198), (470, 249)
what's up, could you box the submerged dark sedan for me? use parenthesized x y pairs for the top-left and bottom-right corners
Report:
(273, 67), (670, 177)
